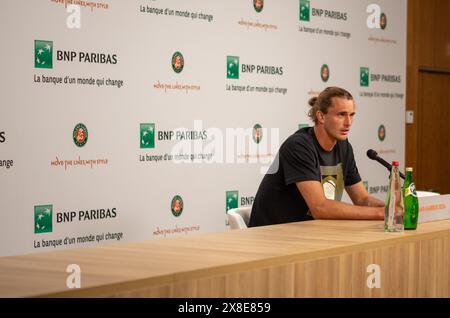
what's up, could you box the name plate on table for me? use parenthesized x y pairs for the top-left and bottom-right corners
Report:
(418, 194), (450, 223)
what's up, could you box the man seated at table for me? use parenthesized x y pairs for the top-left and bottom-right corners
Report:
(249, 87), (385, 227)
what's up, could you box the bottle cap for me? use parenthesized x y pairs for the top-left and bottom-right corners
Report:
(392, 161), (399, 166)
(406, 167), (413, 172)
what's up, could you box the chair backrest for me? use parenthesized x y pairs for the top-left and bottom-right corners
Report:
(227, 207), (252, 230)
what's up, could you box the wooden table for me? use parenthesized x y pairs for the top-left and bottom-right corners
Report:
(1, 219), (449, 297)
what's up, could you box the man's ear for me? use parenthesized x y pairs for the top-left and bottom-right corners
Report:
(317, 111), (325, 124)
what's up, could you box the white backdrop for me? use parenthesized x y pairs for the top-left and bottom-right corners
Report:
(0, 0), (406, 256)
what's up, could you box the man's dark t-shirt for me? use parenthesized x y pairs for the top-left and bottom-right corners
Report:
(248, 127), (361, 227)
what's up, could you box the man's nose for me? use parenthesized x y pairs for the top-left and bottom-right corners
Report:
(344, 115), (352, 126)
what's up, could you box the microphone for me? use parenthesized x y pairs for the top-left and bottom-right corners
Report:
(366, 149), (405, 179)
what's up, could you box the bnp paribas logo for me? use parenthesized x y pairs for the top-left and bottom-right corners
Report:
(34, 205), (53, 234)
(35, 40), (53, 69)
(73, 123), (88, 147)
(227, 56), (239, 79)
(299, 0), (310, 22)
(171, 51), (184, 73)
(171, 195), (184, 217)
(360, 67), (369, 87)
(226, 191), (239, 212)
(140, 123), (155, 149)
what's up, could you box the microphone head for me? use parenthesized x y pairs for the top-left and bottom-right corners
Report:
(367, 149), (378, 159)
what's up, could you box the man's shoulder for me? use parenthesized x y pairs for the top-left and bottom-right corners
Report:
(283, 127), (315, 148)
(279, 128), (317, 158)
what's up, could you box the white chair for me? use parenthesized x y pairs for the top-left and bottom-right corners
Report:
(227, 207), (252, 229)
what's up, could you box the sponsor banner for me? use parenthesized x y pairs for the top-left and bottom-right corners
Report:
(33, 39), (124, 88)
(366, 4), (399, 45)
(237, 0), (278, 32)
(139, 5), (214, 23)
(49, 0), (110, 11)
(299, 0), (352, 40)
(152, 195), (201, 238)
(0, 0), (406, 256)
(225, 55), (288, 95)
(138, 121), (276, 166)
(49, 123), (109, 170)
(32, 204), (122, 251)
(0, 130), (14, 170)
(153, 51), (202, 94)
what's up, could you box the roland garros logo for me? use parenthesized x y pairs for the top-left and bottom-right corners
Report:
(171, 195), (184, 217)
(171, 52), (184, 73)
(73, 123), (88, 147)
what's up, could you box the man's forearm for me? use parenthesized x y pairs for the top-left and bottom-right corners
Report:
(364, 196), (385, 207)
(311, 199), (384, 220)
(352, 194), (385, 208)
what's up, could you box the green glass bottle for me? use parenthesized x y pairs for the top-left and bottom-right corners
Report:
(403, 167), (419, 230)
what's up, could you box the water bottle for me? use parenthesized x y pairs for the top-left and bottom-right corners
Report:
(385, 161), (404, 232)
(403, 167), (419, 230)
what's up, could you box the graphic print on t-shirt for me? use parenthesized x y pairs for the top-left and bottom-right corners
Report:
(320, 163), (344, 200)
